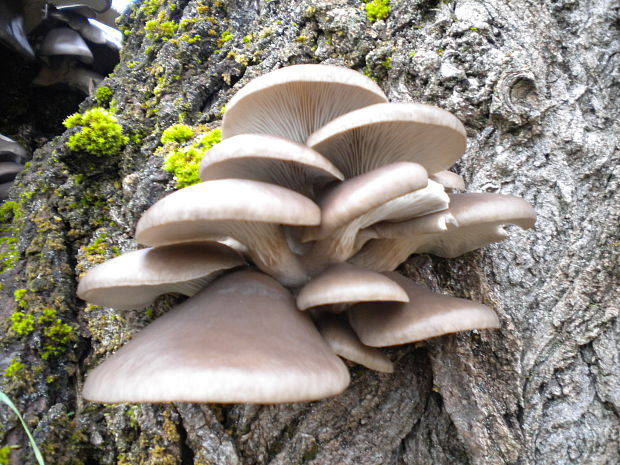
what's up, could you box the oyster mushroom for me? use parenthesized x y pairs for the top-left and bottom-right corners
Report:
(82, 270), (351, 403)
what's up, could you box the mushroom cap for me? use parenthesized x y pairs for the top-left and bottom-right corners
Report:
(430, 170), (465, 191)
(76, 242), (245, 310)
(0, 0), (36, 60)
(50, 0), (112, 14)
(82, 270), (351, 403)
(0, 135), (28, 163)
(135, 179), (320, 286)
(199, 134), (344, 193)
(39, 27), (94, 64)
(314, 312), (394, 373)
(0, 162), (23, 182)
(307, 103), (467, 176)
(348, 272), (500, 346)
(296, 263), (409, 311)
(304, 162), (429, 242)
(136, 179), (321, 246)
(222, 64), (388, 143)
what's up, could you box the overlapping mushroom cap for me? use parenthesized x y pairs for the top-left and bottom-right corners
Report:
(78, 64), (536, 404)
(0, 0), (121, 93)
(0, 135), (28, 201)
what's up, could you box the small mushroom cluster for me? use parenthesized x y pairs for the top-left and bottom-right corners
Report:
(0, 135), (29, 202)
(78, 65), (536, 404)
(0, 0), (120, 93)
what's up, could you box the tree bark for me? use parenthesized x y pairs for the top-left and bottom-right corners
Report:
(0, 0), (618, 464)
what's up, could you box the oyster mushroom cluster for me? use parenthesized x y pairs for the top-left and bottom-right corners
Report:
(0, 0), (120, 93)
(77, 65), (536, 404)
(0, 135), (29, 201)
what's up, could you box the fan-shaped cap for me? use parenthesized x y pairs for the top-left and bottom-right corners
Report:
(306, 162), (428, 241)
(199, 134), (344, 194)
(349, 272), (500, 346)
(39, 27), (94, 64)
(0, 135), (28, 163)
(222, 64), (388, 143)
(77, 242), (245, 309)
(296, 263), (409, 311)
(0, 0), (36, 60)
(82, 270), (350, 403)
(350, 192), (535, 271)
(0, 162), (23, 182)
(314, 312), (394, 373)
(430, 170), (465, 191)
(50, 0), (112, 14)
(135, 179), (320, 286)
(307, 103), (466, 177)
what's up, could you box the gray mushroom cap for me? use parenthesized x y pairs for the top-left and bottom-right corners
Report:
(307, 103), (467, 177)
(314, 312), (394, 373)
(199, 134), (344, 195)
(76, 242), (245, 310)
(348, 272), (500, 346)
(430, 170), (465, 191)
(50, 0), (112, 14)
(296, 263), (409, 311)
(0, 135), (28, 163)
(0, 162), (23, 182)
(39, 27), (94, 64)
(222, 64), (388, 143)
(135, 179), (321, 286)
(350, 192), (535, 271)
(0, 0), (36, 60)
(82, 270), (351, 403)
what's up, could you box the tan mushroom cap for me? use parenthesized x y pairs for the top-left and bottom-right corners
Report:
(135, 179), (320, 286)
(199, 134), (344, 194)
(82, 270), (350, 403)
(296, 263), (409, 311)
(39, 27), (94, 64)
(314, 312), (394, 373)
(76, 242), (245, 310)
(222, 64), (388, 143)
(348, 272), (500, 346)
(304, 162), (429, 242)
(307, 103), (467, 177)
(430, 170), (465, 191)
(350, 192), (535, 271)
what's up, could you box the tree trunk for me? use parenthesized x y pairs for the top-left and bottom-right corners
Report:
(1, 0), (618, 464)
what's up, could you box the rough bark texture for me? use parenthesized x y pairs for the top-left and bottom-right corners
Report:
(0, 0), (618, 464)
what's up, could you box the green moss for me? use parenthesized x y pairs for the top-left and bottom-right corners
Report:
(381, 56), (392, 69)
(64, 108), (128, 157)
(10, 311), (34, 335)
(0, 446), (16, 465)
(3, 359), (25, 379)
(242, 34), (253, 43)
(95, 86), (113, 107)
(162, 128), (221, 188)
(13, 289), (27, 309)
(216, 30), (233, 48)
(0, 201), (21, 222)
(363, 0), (390, 22)
(140, 0), (162, 15)
(38, 308), (76, 360)
(145, 19), (178, 40)
(161, 124), (194, 144)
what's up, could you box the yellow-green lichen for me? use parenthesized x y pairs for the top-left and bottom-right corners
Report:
(63, 108), (128, 157)
(163, 128), (221, 188)
(145, 18), (178, 41)
(38, 308), (76, 360)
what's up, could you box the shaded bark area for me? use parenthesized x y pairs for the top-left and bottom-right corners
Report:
(0, 0), (618, 464)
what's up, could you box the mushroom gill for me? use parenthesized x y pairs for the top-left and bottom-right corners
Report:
(77, 64), (536, 404)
